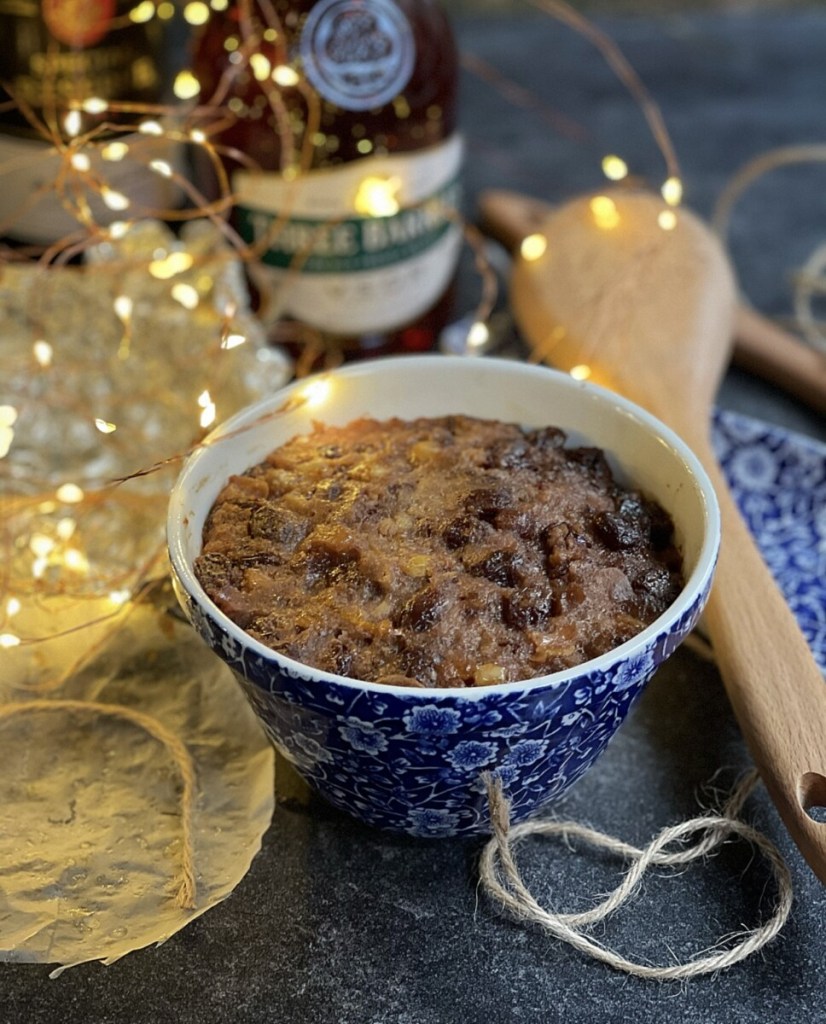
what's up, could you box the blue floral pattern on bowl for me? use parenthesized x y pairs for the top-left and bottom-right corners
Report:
(171, 408), (826, 837)
(165, 357), (730, 838)
(175, 577), (711, 837)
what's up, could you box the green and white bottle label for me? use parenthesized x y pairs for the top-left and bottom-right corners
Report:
(235, 134), (463, 335)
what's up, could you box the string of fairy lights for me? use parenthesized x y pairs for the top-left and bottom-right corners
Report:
(0, 0), (818, 662)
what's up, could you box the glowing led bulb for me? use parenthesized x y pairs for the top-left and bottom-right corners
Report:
(658, 209), (677, 231)
(64, 549), (90, 573)
(300, 377), (333, 409)
(661, 176), (683, 207)
(184, 1), (210, 24)
(198, 390), (216, 429)
(272, 65), (300, 88)
(250, 53), (272, 81)
(130, 1), (156, 23)
(221, 333), (246, 350)
(30, 534), (55, 558)
(174, 70), (202, 100)
(82, 97), (108, 114)
(520, 233), (547, 262)
(466, 321), (490, 350)
(102, 188), (130, 211)
(56, 518), (77, 540)
(0, 634), (20, 649)
(171, 283), (200, 309)
(102, 142), (129, 162)
(71, 153), (91, 171)
(114, 295), (133, 321)
(56, 483), (85, 504)
(139, 120), (163, 136)
(33, 340), (53, 366)
(590, 195), (620, 231)
(601, 154), (628, 181)
(0, 404), (17, 459)
(149, 251), (194, 279)
(149, 159), (173, 177)
(64, 110), (82, 137)
(354, 176), (401, 217)
(570, 364), (592, 381)
(0, 405), (18, 428)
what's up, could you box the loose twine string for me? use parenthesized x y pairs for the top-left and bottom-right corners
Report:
(0, 699), (197, 910)
(479, 768), (793, 980)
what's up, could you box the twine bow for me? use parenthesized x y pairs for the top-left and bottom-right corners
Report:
(479, 769), (793, 980)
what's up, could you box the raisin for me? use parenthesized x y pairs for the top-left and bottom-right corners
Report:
(493, 507), (538, 539)
(525, 425), (567, 451)
(248, 504), (308, 546)
(568, 446), (613, 483)
(302, 536), (360, 586)
(467, 550), (523, 587)
(442, 514), (488, 549)
(632, 565), (682, 614)
(399, 643), (437, 682)
(502, 585), (555, 629)
(647, 504), (676, 548)
(583, 616), (643, 658)
(592, 511), (644, 551)
(194, 551), (237, 591)
(394, 586), (446, 632)
(617, 494), (648, 523)
(463, 487), (512, 522)
(482, 438), (532, 470)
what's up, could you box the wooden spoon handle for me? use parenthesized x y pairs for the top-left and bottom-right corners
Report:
(478, 188), (826, 415)
(683, 428), (826, 882)
(734, 305), (826, 415)
(498, 184), (826, 882)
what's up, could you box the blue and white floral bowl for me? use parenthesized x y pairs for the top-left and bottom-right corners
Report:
(167, 356), (720, 836)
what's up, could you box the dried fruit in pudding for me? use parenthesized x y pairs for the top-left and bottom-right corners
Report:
(196, 415), (683, 687)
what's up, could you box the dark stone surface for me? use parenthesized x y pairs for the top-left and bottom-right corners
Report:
(3, 10), (825, 1023)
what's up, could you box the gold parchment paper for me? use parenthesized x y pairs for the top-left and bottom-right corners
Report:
(0, 586), (275, 976)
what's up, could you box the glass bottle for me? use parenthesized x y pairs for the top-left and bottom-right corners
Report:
(0, 0), (176, 247)
(190, 0), (463, 360)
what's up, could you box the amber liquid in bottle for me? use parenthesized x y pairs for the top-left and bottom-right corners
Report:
(0, 0), (171, 247)
(191, 0), (462, 361)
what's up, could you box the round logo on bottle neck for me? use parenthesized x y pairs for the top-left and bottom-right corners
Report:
(300, 0), (416, 112)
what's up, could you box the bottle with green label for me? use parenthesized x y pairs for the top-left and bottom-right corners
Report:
(190, 0), (462, 360)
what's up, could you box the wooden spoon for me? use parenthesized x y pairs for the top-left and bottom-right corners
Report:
(479, 188), (826, 415)
(503, 187), (826, 884)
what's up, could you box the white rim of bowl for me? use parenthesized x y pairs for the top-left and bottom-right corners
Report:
(167, 356), (721, 700)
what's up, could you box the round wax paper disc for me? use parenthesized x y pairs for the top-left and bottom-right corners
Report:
(0, 589), (275, 976)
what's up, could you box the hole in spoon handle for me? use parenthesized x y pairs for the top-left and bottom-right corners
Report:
(800, 772), (826, 825)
